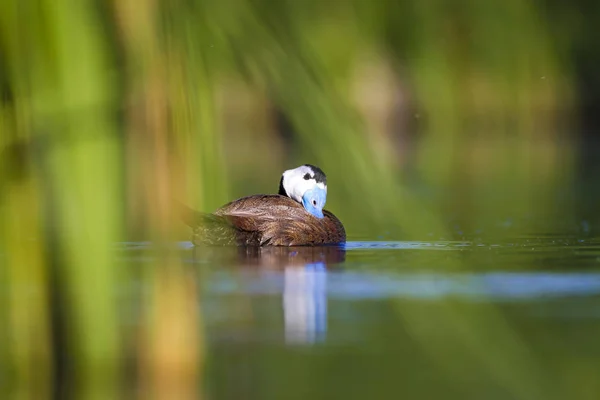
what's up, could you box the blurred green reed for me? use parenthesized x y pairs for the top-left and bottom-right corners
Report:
(0, 0), (580, 398)
(1, 1), (123, 398)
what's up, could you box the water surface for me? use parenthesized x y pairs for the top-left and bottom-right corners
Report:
(119, 238), (600, 400)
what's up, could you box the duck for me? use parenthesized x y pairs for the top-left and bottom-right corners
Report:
(181, 164), (346, 246)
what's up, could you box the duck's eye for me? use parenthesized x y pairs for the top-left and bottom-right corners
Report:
(312, 199), (317, 206)
(303, 173), (311, 180)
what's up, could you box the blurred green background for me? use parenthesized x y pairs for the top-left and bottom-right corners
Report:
(2, 0), (600, 399)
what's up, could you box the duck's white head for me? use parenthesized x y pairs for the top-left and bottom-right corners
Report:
(278, 164), (327, 219)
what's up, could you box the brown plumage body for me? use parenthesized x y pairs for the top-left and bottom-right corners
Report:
(182, 195), (346, 246)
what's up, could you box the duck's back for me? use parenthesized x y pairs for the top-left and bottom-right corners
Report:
(186, 195), (345, 246)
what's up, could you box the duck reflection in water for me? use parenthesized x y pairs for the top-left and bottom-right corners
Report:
(235, 245), (346, 269)
(192, 245), (345, 344)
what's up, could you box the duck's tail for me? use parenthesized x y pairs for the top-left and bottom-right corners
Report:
(178, 201), (202, 227)
(177, 201), (222, 227)
(178, 202), (239, 246)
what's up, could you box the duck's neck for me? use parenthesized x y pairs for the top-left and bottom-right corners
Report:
(278, 176), (287, 197)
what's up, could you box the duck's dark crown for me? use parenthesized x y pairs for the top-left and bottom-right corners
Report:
(304, 164), (327, 184)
